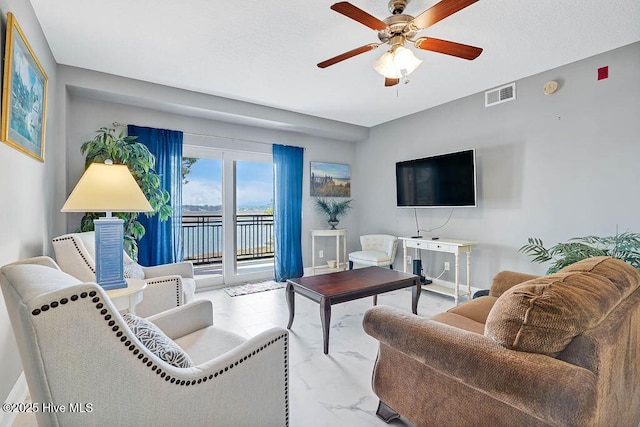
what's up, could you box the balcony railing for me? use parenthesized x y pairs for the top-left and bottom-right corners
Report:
(182, 213), (274, 265)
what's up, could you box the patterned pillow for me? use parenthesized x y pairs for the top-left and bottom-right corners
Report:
(123, 261), (145, 279)
(123, 313), (194, 368)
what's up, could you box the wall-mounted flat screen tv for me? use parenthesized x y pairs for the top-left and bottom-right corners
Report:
(396, 149), (477, 208)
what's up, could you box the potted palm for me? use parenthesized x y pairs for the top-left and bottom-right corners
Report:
(313, 198), (353, 229)
(78, 127), (172, 260)
(519, 232), (640, 274)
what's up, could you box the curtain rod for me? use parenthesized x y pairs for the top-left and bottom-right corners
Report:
(111, 122), (273, 147)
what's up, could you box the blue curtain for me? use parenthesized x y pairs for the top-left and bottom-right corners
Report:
(128, 125), (183, 266)
(273, 144), (304, 282)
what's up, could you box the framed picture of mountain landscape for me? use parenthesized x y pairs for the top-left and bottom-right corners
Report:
(1, 12), (48, 162)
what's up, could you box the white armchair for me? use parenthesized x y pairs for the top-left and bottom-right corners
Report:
(1, 256), (289, 427)
(52, 232), (196, 318)
(348, 234), (398, 270)
(348, 234), (398, 306)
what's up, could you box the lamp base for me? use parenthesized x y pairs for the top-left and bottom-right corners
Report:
(94, 217), (128, 290)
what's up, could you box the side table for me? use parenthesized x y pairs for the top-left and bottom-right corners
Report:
(311, 228), (347, 274)
(106, 279), (147, 314)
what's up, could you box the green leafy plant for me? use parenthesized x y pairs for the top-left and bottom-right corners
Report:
(519, 232), (640, 274)
(79, 127), (172, 260)
(313, 198), (353, 221)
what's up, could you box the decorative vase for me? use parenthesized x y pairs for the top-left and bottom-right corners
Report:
(328, 216), (339, 230)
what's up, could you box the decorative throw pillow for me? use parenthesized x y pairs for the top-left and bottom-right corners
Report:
(123, 313), (194, 368)
(123, 261), (145, 279)
(485, 270), (622, 357)
(560, 256), (640, 298)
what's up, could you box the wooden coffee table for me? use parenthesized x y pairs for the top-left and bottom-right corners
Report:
(286, 266), (420, 354)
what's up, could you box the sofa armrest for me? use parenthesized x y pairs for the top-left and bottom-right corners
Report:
(146, 299), (214, 340)
(363, 305), (597, 425)
(131, 275), (183, 318)
(489, 270), (539, 297)
(51, 235), (97, 282)
(133, 327), (289, 426)
(143, 262), (194, 279)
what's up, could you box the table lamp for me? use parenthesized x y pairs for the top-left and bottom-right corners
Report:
(61, 160), (153, 290)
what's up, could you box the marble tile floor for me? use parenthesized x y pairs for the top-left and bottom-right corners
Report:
(197, 286), (458, 427)
(13, 286), (459, 427)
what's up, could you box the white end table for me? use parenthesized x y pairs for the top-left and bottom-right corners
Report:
(311, 229), (347, 274)
(106, 279), (147, 314)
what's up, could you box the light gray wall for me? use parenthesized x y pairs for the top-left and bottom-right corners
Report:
(353, 42), (640, 287)
(60, 67), (361, 270)
(0, 0), (59, 407)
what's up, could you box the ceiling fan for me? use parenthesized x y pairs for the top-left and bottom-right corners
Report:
(317, 0), (483, 87)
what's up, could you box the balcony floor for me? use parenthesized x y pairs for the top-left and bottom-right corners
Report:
(194, 258), (275, 276)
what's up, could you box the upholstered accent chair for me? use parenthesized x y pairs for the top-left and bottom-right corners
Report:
(52, 232), (196, 317)
(1, 256), (289, 427)
(363, 257), (640, 426)
(348, 234), (398, 270)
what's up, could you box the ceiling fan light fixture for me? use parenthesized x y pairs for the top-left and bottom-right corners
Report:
(373, 46), (422, 79)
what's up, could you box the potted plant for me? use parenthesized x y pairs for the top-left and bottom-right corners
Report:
(313, 198), (352, 229)
(519, 232), (640, 274)
(78, 127), (172, 260)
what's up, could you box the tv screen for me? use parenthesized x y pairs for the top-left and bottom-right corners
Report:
(396, 149), (477, 208)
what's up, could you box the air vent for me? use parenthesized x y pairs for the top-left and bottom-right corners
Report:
(485, 82), (516, 107)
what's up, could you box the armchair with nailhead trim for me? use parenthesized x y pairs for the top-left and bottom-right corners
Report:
(52, 232), (196, 317)
(1, 256), (289, 427)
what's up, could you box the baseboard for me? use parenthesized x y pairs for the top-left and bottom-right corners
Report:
(1, 371), (27, 427)
(195, 282), (226, 292)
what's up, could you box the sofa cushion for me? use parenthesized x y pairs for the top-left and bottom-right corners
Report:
(431, 312), (485, 334)
(485, 258), (632, 356)
(560, 256), (640, 298)
(349, 250), (390, 263)
(447, 295), (498, 325)
(124, 313), (194, 368)
(489, 270), (540, 298)
(174, 326), (247, 365)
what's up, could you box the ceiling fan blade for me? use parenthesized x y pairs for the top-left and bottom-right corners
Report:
(415, 37), (483, 60)
(330, 2), (388, 31)
(385, 78), (400, 87)
(317, 44), (379, 68)
(412, 0), (478, 30)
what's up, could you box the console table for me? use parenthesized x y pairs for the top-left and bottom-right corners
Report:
(399, 237), (477, 304)
(311, 228), (347, 274)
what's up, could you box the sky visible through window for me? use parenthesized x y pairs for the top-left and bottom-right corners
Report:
(182, 158), (273, 213)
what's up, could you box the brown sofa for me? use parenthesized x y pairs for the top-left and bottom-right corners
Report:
(363, 256), (640, 426)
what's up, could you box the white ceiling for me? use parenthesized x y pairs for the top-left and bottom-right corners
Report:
(29, 0), (640, 128)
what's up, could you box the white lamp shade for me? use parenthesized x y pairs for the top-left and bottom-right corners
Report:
(373, 46), (422, 79)
(61, 162), (153, 213)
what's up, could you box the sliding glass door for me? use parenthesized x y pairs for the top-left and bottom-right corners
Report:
(235, 160), (274, 277)
(182, 146), (273, 288)
(182, 156), (223, 280)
